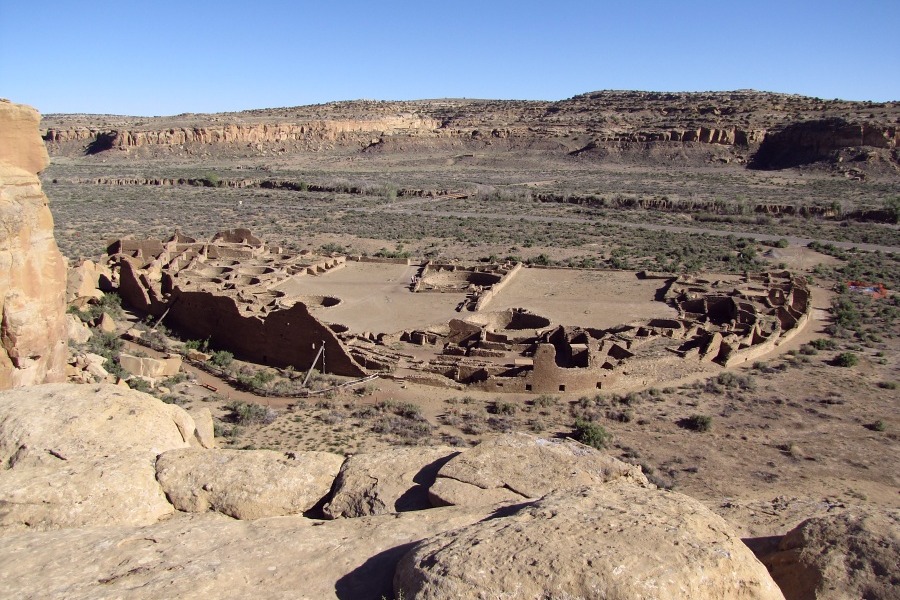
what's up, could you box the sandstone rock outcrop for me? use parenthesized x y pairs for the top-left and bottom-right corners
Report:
(156, 448), (343, 519)
(0, 383), (194, 464)
(41, 92), (898, 175)
(0, 100), (67, 389)
(323, 446), (458, 518)
(118, 352), (181, 379)
(65, 259), (108, 304)
(0, 452), (174, 531)
(762, 509), (900, 600)
(0, 384), (195, 531)
(0, 504), (498, 600)
(396, 485), (786, 600)
(428, 432), (648, 507)
(187, 406), (216, 449)
(65, 314), (92, 344)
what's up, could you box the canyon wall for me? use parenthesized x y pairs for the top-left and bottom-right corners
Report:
(0, 101), (67, 388)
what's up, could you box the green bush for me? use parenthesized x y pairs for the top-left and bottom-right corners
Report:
(128, 377), (152, 393)
(682, 414), (713, 432)
(209, 350), (234, 368)
(227, 401), (277, 426)
(491, 401), (517, 416)
(834, 352), (859, 367)
(573, 418), (611, 449)
(809, 338), (837, 351)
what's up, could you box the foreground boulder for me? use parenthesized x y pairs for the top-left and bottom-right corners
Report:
(0, 452), (173, 531)
(0, 100), (67, 389)
(428, 432), (647, 507)
(762, 509), (900, 600)
(0, 384), (196, 531)
(323, 446), (458, 519)
(0, 383), (195, 465)
(156, 448), (343, 519)
(0, 504), (500, 599)
(396, 484), (786, 600)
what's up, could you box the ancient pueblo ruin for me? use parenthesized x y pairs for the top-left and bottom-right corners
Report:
(113, 229), (812, 394)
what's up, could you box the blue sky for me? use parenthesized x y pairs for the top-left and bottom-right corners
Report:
(1, 0), (897, 115)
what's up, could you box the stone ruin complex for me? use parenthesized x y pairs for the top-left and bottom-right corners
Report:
(111, 230), (811, 394)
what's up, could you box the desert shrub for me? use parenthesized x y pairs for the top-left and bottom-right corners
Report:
(127, 377), (152, 393)
(871, 420), (887, 432)
(774, 238), (790, 248)
(798, 344), (818, 355)
(810, 338), (837, 350)
(606, 409), (633, 423)
(487, 416), (514, 432)
(184, 338), (209, 352)
(830, 296), (862, 331)
(227, 401), (277, 426)
(103, 358), (127, 380)
(200, 173), (223, 187)
(877, 381), (897, 390)
(714, 371), (756, 391)
(680, 414), (713, 432)
(86, 331), (122, 359)
(209, 350), (234, 368)
(573, 418), (611, 449)
(320, 242), (347, 254)
(236, 368), (276, 392)
(143, 329), (169, 352)
(371, 415), (432, 443)
(490, 400), (517, 416)
(834, 352), (859, 367)
(533, 394), (558, 408)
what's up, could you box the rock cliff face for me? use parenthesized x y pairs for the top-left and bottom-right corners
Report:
(0, 100), (67, 389)
(41, 91), (899, 171)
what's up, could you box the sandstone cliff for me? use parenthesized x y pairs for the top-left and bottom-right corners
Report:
(0, 100), (67, 389)
(41, 91), (899, 171)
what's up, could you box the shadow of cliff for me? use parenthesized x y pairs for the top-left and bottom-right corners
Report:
(748, 118), (850, 170)
(85, 132), (116, 155)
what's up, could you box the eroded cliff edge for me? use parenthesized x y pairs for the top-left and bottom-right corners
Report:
(0, 100), (67, 388)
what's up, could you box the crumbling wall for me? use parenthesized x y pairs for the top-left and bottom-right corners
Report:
(167, 290), (366, 376)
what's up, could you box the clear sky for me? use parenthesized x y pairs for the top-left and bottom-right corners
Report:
(1, 0), (897, 116)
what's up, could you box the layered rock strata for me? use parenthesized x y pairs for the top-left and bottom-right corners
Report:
(0, 100), (67, 389)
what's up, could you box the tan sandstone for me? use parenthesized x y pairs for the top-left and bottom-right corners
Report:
(0, 504), (500, 599)
(118, 352), (181, 378)
(156, 448), (343, 519)
(428, 432), (648, 507)
(0, 452), (174, 532)
(0, 101), (67, 389)
(323, 446), (459, 519)
(762, 509), (900, 600)
(396, 484), (786, 600)
(0, 383), (194, 465)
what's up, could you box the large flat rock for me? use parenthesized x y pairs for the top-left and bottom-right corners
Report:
(0, 504), (500, 599)
(324, 446), (458, 519)
(397, 484), (786, 600)
(0, 384), (194, 467)
(0, 452), (173, 532)
(428, 432), (647, 507)
(156, 448), (344, 519)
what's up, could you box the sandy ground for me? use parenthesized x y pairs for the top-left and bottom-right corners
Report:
(274, 262), (463, 333)
(486, 268), (678, 328)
